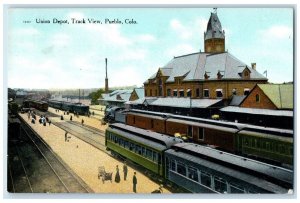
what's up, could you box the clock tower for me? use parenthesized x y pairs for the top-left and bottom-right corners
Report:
(204, 9), (225, 53)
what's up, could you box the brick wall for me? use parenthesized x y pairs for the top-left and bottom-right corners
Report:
(145, 80), (267, 99)
(240, 86), (277, 109)
(205, 38), (225, 53)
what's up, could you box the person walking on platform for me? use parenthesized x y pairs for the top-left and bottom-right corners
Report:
(70, 115), (73, 121)
(65, 131), (68, 142)
(81, 119), (84, 126)
(123, 162), (128, 181)
(115, 165), (120, 183)
(133, 172), (137, 193)
(48, 120), (51, 126)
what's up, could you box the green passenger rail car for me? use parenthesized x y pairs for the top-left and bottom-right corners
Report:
(236, 128), (293, 166)
(105, 123), (183, 177)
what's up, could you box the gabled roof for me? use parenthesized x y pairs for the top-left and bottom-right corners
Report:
(99, 89), (133, 102)
(229, 95), (247, 106)
(145, 52), (267, 84)
(133, 88), (145, 99)
(257, 84), (293, 109)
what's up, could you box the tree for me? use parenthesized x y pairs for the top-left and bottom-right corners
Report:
(89, 88), (105, 105)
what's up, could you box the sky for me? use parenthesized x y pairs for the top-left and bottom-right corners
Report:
(5, 7), (294, 89)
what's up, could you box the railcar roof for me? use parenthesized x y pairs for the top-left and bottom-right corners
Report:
(220, 106), (293, 117)
(130, 109), (171, 117)
(108, 123), (183, 150)
(127, 112), (168, 120)
(165, 148), (289, 193)
(170, 114), (246, 130)
(167, 118), (239, 133)
(170, 143), (293, 184)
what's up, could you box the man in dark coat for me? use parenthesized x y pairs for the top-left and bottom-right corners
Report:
(123, 163), (128, 181)
(133, 172), (137, 193)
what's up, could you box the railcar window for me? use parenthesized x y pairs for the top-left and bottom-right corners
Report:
(214, 177), (227, 193)
(229, 183), (245, 193)
(136, 145), (142, 155)
(200, 171), (211, 188)
(171, 160), (176, 171)
(188, 167), (199, 182)
(198, 128), (204, 141)
(114, 136), (118, 144)
(244, 138), (249, 146)
(142, 147), (146, 156)
(130, 143), (135, 151)
(146, 149), (153, 160)
(262, 141), (266, 149)
(266, 142), (270, 150)
(187, 126), (193, 138)
(153, 152), (158, 162)
(119, 138), (124, 147)
(124, 140), (130, 149)
(158, 154), (162, 164)
(177, 162), (186, 176)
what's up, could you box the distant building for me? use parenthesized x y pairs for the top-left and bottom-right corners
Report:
(220, 84), (293, 129)
(98, 89), (133, 107)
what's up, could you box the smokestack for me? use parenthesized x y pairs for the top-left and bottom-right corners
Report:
(105, 58), (109, 93)
(251, 63), (256, 70)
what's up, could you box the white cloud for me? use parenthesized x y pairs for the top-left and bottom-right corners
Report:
(258, 25), (293, 39)
(110, 66), (144, 87)
(12, 27), (40, 36)
(50, 33), (71, 47)
(170, 19), (192, 40)
(137, 34), (156, 43)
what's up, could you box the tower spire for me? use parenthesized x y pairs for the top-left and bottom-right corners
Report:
(204, 9), (225, 53)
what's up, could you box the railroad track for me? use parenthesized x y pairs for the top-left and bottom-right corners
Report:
(52, 121), (107, 151)
(9, 115), (93, 193)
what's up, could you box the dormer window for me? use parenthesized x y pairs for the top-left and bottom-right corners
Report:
(241, 67), (251, 79)
(204, 72), (210, 80)
(217, 71), (223, 79)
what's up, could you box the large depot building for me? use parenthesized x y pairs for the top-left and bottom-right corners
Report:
(144, 11), (267, 101)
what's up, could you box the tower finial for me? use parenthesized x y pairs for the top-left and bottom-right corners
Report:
(213, 8), (217, 14)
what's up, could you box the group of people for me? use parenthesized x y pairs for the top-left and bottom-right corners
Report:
(28, 111), (51, 126)
(114, 163), (138, 193)
(113, 162), (162, 193)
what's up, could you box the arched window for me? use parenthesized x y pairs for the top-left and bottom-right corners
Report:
(255, 94), (260, 102)
(158, 79), (163, 96)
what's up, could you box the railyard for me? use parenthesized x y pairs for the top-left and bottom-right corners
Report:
(9, 106), (171, 194)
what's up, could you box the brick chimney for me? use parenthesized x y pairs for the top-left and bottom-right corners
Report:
(251, 63), (256, 70)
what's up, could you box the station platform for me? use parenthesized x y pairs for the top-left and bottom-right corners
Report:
(19, 111), (170, 194)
